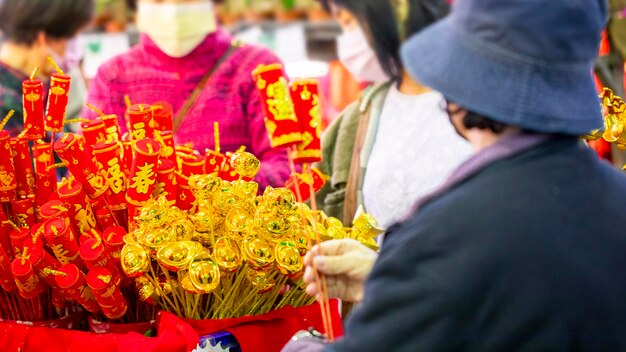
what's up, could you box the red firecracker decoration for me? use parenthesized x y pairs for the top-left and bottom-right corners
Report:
(175, 173), (195, 212)
(44, 217), (85, 270)
(10, 138), (35, 198)
(93, 142), (127, 211)
(86, 267), (128, 320)
(252, 64), (303, 148)
(155, 160), (177, 205)
(32, 141), (57, 209)
(126, 138), (160, 207)
(102, 114), (122, 143)
(22, 78), (45, 140)
(0, 131), (17, 202)
(56, 263), (100, 313)
(290, 79), (323, 164)
(158, 131), (177, 171)
(12, 255), (46, 299)
(81, 119), (107, 154)
(54, 133), (107, 198)
(11, 198), (36, 228)
(45, 74), (71, 133)
(57, 180), (97, 234)
(151, 101), (173, 132)
(127, 104), (154, 143)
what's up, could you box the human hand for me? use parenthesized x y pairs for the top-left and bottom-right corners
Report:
(303, 239), (378, 302)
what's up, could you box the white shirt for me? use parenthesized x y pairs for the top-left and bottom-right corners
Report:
(362, 85), (473, 230)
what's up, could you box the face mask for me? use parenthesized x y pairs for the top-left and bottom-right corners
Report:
(137, 1), (217, 58)
(337, 26), (390, 83)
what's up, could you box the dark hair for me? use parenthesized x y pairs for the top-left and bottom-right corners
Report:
(463, 111), (507, 134)
(0, 0), (94, 45)
(321, 0), (449, 81)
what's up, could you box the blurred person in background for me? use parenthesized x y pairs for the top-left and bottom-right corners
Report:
(314, 0), (471, 229)
(0, 0), (93, 137)
(83, 0), (291, 190)
(285, 0), (626, 350)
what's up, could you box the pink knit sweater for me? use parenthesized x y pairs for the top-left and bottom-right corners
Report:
(83, 29), (290, 189)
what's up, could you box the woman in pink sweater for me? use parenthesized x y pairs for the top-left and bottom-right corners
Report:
(83, 0), (290, 190)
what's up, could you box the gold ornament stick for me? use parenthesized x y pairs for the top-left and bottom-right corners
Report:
(0, 110), (15, 130)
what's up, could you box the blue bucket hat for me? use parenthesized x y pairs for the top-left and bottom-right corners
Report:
(401, 0), (608, 135)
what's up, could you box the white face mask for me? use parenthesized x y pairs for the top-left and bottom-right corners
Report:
(337, 26), (390, 83)
(137, 2), (217, 58)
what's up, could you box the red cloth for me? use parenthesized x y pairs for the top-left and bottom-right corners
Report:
(0, 312), (198, 352)
(186, 300), (343, 352)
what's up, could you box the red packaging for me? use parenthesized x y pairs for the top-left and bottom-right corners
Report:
(151, 101), (173, 132)
(251, 64), (302, 148)
(44, 217), (85, 270)
(22, 79), (45, 140)
(10, 138), (35, 198)
(45, 74), (71, 133)
(11, 198), (36, 228)
(0, 207), (13, 260)
(126, 138), (160, 207)
(32, 141), (58, 208)
(56, 263), (100, 313)
(86, 267), (128, 320)
(57, 180), (97, 234)
(285, 168), (328, 202)
(95, 207), (116, 231)
(102, 114), (122, 143)
(12, 256), (46, 299)
(180, 154), (205, 177)
(53, 133), (107, 198)
(81, 119), (107, 153)
(0, 131), (17, 202)
(175, 173), (195, 212)
(290, 79), (323, 164)
(158, 131), (177, 171)
(155, 160), (176, 205)
(127, 104), (154, 143)
(93, 142), (127, 210)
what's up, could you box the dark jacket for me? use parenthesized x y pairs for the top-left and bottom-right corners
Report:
(327, 137), (626, 351)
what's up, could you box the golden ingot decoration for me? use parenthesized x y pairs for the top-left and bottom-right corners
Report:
(246, 269), (275, 294)
(156, 241), (202, 272)
(243, 234), (274, 270)
(214, 237), (243, 273)
(275, 241), (303, 275)
(188, 260), (220, 294)
(121, 244), (151, 278)
(230, 152), (261, 179)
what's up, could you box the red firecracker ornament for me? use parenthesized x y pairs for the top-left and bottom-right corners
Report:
(0, 131), (17, 202)
(22, 78), (45, 140)
(45, 74), (71, 133)
(252, 64), (302, 148)
(126, 138), (160, 207)
(86, 267), (128, 320)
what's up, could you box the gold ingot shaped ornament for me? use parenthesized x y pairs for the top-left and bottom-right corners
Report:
(188, 260), (221, 294)
(140, 228), (176, 250)
(136, 276), (160, 305)
(180, 275), (199, 294)
(275, 240), (303, 275)
(225, 207), (253, 232)
(136, 197), (170, 229)
(121, 243), (151, 278)
(214, 237), (243, 273)
(156, 241), (203, 272)
(230, 152), (261, 179)
(171, 218), (196, 241)
(352, 206), (385, 239)
(243, 234), (274, 270)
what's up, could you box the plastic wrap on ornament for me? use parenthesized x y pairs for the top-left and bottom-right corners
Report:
(0, 131), (17, 202)
(22, 78), (45, 140)
(251, 64), (303, 148)
(290, 79), (322, 163)
(45, 74), (71, 133)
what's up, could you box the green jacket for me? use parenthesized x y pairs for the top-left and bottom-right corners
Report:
(314, 82), (392, 225)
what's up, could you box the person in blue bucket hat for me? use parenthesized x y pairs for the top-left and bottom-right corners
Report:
(282, 0), (626, 351)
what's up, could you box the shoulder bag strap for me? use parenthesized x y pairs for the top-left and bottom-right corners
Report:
(172, 41), (243, 133)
